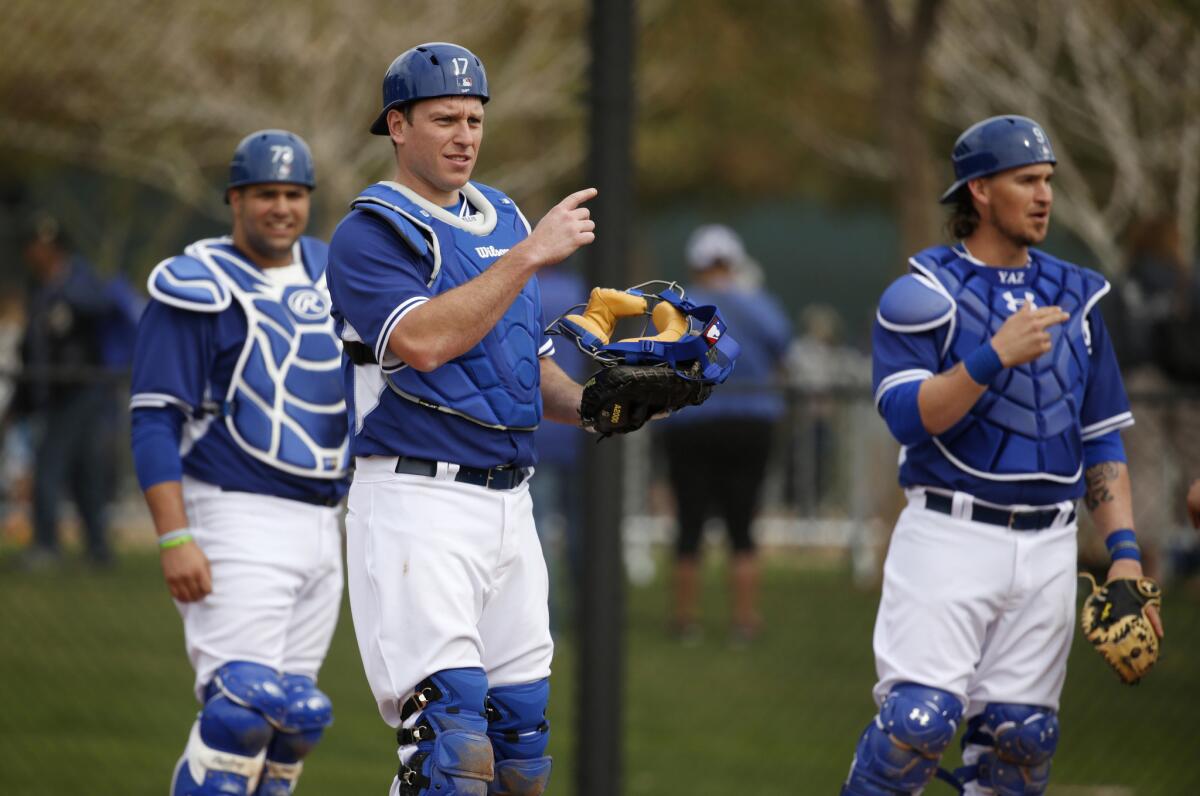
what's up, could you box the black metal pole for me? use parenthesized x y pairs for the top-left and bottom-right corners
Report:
(576, 1), (633, 795)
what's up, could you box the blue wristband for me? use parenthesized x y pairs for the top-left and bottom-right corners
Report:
(1105, 528), (1141, 562)
(964, 343), (1004, 385)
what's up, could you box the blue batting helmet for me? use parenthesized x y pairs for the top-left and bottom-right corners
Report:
(226, 130), (316, 199)
(369, 42), (489, 135)
(939, 115), (1056, 204)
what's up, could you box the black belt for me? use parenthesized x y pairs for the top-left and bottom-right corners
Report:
(923, 492), (1074, 531)
(343, 340), (378, 365)
(219, 487), (342, 507)
(295, 493), (343, 508)
(394, 456), (527, 490)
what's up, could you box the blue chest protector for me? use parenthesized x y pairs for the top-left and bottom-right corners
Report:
(349, 181), (543, 431)
(148, 237), (350, 479)
(908, 246), (1109, 484)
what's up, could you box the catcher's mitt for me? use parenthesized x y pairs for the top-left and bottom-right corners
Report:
(579, 363), (712, 436)
(1079, 572), (1162, 685)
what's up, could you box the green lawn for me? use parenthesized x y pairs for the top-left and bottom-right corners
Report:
(1, 549), (1197, 794)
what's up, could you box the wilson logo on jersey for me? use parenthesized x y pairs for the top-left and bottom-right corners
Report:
(475, 245), (510, 259)
(287, 288), (329, 320)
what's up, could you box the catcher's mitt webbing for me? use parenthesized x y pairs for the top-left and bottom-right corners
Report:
(1078, 572), (1162, 685)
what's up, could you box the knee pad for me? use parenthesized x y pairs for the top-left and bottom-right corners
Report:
(956, 704), (1058, 796)
(396, 667), (494, 796)
(842, 683), (963, 796)
(255, 674), (334, 796)
(486, 680), (551, 795)
(172, 662), (289, 796)
(486, 680), (551, 761)
(491, 759), (554, 796)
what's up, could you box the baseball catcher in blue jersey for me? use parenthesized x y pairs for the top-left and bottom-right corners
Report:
(840, 116), (1164, 795)
(130, 130), (349, 795)
(324, 43), (733, 796)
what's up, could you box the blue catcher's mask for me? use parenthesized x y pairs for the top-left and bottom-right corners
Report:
(546, 282), (740, 384)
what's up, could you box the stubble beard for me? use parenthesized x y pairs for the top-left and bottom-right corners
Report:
(997, 214), (1048, 249)
(245, 227), (295, 264)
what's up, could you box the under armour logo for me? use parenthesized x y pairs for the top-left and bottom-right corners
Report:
(1002, 290), (1037, 313)
(909, 708), (930, 726)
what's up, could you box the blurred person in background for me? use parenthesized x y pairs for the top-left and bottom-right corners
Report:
(1115, 220), (1200, 587)
(785, 303), (870, 513)
(1108, 217), (1200, 580)
(12, 214), (130, 569)
(661, 224), (791, 644)
(531, 265), (589, 634)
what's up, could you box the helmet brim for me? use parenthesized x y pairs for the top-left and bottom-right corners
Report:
(369, 106), (396, 136)
(938, 179), (968, 204)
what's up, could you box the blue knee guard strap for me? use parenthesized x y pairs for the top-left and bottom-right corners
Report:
(397, 668), (494, 796)
(842, 683), (963, 796)
(173, 662), (288, 796)
(256, 675), (334, 795)
(955, 704), (1058, 796)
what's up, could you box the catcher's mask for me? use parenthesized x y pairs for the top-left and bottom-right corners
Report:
(546, 281), (740, 383)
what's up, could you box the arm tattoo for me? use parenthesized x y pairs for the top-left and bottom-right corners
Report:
(1084, 462), (1120, 511)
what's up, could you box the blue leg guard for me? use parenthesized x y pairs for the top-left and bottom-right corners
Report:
(486, 679), (552, 795)
(171, 661), (289, 796)
(254, 674), (334, 795)
(954, 704), (1058, 795)
(841, 683), (964, 795)
(396, 667), (494, 796)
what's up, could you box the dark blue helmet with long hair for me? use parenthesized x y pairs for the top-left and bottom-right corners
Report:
(226, 129), (315, 199)
(939, 115), (1056, 204)
(370, 42), (489, 135)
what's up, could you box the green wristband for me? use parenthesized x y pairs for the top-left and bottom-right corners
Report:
(158, 529), (194, 550)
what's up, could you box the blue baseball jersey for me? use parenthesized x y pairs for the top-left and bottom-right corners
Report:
(872, 245), (1132, 506)
(129, 238), (348, 505)
(326, 181), (553, 469)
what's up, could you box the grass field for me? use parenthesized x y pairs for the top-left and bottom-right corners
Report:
(1, 547), (1197, 794)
